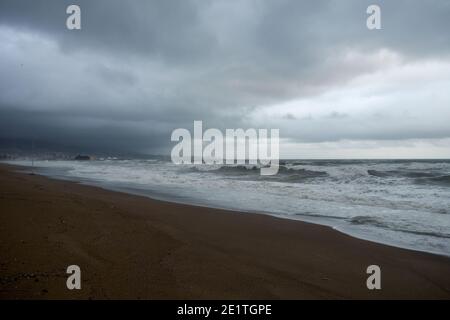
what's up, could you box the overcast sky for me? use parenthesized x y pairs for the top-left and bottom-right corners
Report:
(1, 0), (450, 158)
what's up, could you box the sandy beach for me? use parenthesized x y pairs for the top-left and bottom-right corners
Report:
(0, 163), (449, 299)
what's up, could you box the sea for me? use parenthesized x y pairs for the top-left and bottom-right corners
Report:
(4, 158), (450, 256)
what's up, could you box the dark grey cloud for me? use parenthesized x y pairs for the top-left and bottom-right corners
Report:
(0, 0), (450, 155)
(0, 0), (216, 63)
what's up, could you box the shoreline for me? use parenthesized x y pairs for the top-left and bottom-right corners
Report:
(1, 163), (450, 299)
(7, 161), (448, 258)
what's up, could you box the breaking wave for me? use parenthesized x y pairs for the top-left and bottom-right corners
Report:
(350, 216), (450, 239)
(368, 169), (450, 186)
(189, 164), (328, 182)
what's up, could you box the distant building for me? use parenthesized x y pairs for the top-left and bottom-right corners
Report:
(74, 154), (91, 161)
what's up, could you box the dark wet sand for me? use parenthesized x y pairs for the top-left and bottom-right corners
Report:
(0, 163), (449, 299)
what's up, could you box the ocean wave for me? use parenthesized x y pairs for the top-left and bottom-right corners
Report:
(350, 216), (450, 239)
(278, 166), (328, 177)
(368, 169), (450, 187)
(350, 215), (388, 228)
(419, 175), (450, 187)
(368, 169), (441, 178)
(294, 212), (347, 220)
(189, 165), (328, 181)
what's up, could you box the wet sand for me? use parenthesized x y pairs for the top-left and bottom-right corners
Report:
(0, 163), (449, 299)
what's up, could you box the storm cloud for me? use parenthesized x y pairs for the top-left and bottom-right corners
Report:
(1, 0), (450, 157)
